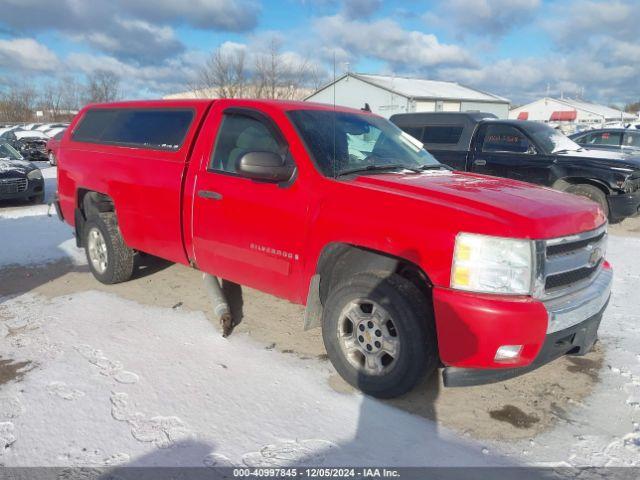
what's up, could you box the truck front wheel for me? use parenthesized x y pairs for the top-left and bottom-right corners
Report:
(565, 184), (609, 219)
(84, 213), (134, 284)
(322, 272), (438, 398)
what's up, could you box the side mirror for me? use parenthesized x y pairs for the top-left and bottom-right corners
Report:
(236, 151), (294, 183)
(526, 144), (537, 155)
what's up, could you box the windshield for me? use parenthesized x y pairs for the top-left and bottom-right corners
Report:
(0, 142), (23, 160)
(288, 110), (441, 177)
(525, 123), (582, 154)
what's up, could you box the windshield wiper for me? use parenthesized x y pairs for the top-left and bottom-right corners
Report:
(418, 164), (453, 171)
(336, 164), (421, 177)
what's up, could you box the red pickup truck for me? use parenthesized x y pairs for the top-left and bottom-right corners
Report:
(55, 99), (612, 398)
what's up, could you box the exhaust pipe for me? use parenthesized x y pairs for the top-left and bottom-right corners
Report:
(203, 273), (234, 337)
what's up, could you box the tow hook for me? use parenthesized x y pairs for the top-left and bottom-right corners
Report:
(203, 273), (234, 337)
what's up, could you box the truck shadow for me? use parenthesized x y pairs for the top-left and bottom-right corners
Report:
(132, 254), (174, 280)
(96, 402), (544, 476)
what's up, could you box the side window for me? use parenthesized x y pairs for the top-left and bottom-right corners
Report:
(584, 131), (622, 146)
(573, 133), (587, 144)
(210, 113), (286, 174)
(401, 126), (424, 141)
(72, 109), (193, 149)
(422, 125), (464, 145)
(624, 131), (640, 147)
(481, 125), (532, 154)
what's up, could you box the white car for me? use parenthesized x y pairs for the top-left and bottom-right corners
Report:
(44, 127), (66, 138)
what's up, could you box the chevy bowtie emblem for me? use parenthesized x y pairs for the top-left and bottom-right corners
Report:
(589, 247), (602, 267)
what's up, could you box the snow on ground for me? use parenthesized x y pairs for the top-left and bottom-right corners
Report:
(0, 163), (85, 267)
(494, 237), (640, 466)
(0, 166), (639, 468)
(0, 290), (508, 467)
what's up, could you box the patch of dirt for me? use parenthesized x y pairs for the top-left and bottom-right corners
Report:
(0, 357), (33, 386)
(609, 216), (640, 238)
(489, 405), (540, 429)
(0, 255), (606, 440)
(566, 356), (602, 382)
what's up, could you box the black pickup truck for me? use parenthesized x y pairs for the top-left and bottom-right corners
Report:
(390, 112), (640, 222)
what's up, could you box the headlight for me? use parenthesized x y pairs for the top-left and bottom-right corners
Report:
(451, 233), (534, 295)
(27, 169), (43, 180)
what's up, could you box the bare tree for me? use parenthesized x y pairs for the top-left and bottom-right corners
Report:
(306, 63), (328, 92)
(625, 101), (640, 114)
(0, 83), (38, 123)
(253, 38), (320, 100)
(196, 47), (247, 98)
(253, 38), (282, 99)
(38, 77), (83, 121)
(84, 70), (121, 104)
(192, 40), (326, 101)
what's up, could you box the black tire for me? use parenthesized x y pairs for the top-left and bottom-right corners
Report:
(31, 194), (44, 204)
(321, 272), (438, 398)
(83, 212), (134, 284)
(565, 184), (609, 218)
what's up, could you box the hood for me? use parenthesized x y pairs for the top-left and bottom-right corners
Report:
(18, 137), (47, 145)
(350, 170), (605, 239)
(14, 131), (48, 140)
(0, 158), (36, 178)
(557, 148), (640, 170)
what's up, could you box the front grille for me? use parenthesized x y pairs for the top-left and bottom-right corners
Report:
(546, 231), (606, 257)
(545, 262), (602, 290)
(22, 141), (46, 153)
(0, 178), (28, 194)
(539, 225), (607, 297)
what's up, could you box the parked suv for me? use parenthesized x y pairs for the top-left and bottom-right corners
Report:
(55, 100), (612, 397)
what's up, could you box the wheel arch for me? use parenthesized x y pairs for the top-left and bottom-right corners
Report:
(74, 189), (116, 247)
(304, 242), (433, 330)
(552, 177), (612, 195)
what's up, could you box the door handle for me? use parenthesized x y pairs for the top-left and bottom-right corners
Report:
(198, 190), (223, 200)
(473, 159), (487, 166)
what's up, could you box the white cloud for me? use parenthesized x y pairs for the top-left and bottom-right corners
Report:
(342, 0), (382, 19)
(438, 51), (640, 105)
(0, 38), (59, 71)
(313, 15), (474, 69)
(545, 0), (638, 44)
(120, 0), (260, 31)
(425, 0), (541, 37)
(68, 18), (183, 64)
(0, 0), (259, 65)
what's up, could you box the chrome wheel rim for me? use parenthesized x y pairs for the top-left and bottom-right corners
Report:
(87, 227), (108, 274)
(337, 299), (400, 376)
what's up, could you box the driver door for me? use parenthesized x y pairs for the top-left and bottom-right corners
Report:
(471, 124), (554, 186)
(191, 107), (310, 301)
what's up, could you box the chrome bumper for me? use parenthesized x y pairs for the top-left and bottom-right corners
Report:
(544, 267), (612, 334)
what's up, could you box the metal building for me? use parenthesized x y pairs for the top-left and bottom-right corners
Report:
(509, 97), (637, 127)
(305, 72), (511, 118)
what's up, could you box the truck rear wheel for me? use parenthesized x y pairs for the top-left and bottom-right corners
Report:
(321, 272), (438, 398)
(84, 212), (134, 284)
(565, 184), (609, 218)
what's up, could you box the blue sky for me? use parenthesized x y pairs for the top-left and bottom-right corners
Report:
(0, 0), (637, 105)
